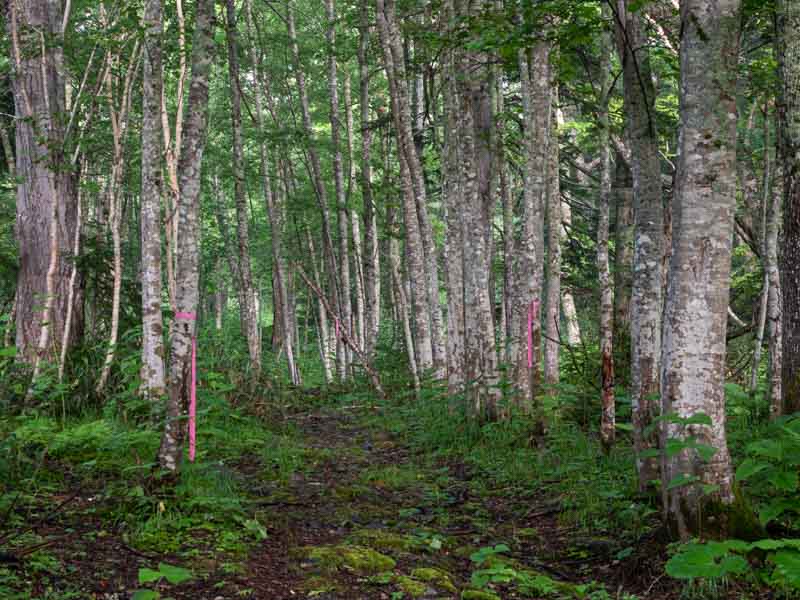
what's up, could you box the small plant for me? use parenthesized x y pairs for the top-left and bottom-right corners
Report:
(132, 562), (194, 600)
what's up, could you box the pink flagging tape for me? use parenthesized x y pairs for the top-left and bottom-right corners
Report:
(175, 311), (197, 462)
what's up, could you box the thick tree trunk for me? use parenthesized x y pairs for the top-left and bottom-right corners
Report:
(225, 0), (260, 375)
(159, 0), (215, 471)
(8, 0), (82, 366)
(661, 0), (741, 538)
(778, 0), (800, 414)
(615, 0), (665, 491)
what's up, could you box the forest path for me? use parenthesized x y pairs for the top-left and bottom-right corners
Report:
(235, 406), (651, 600)
(0, 404), (668, 600)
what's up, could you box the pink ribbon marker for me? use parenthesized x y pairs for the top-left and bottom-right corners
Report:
(175, 311), (197, 462)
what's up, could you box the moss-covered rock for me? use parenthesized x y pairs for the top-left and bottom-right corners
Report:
(299, 544), (397, 575)
(411, 567), (457, 592)
(348, 528), (420, 553)
(461, 590), (501, 600)
(396, 575), (428, 598)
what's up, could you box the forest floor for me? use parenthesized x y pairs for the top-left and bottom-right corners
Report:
(0, 396), (687, 600)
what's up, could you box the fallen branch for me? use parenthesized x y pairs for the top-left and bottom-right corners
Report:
(295, 265), (385, 399)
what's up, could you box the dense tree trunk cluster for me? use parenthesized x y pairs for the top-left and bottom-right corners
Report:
(2, 0), (792, 540)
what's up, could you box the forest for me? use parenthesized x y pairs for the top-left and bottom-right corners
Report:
(1, 0), (799, 598)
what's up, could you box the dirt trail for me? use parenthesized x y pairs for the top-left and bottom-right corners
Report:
(237, 408), (668, 600)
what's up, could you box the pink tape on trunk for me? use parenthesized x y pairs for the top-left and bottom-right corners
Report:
(176, 311), (197, 462)
(335, 317), (340, 339)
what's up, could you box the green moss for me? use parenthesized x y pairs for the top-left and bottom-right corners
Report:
(300, 544), (397, 575)
(349, 528), (420, 553)
(301, 576), (339, 595)
(332, 484), (373, 501)
(700, 487), (764, 541)
(461, 590), (501, 600)
(411, 567), (457, 592)
(396, 576), (427, 598)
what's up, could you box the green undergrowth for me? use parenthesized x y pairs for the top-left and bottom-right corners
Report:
(0, 378), (311, 598)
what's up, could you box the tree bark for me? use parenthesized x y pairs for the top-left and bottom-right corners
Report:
(661, 0), (741, 538)
(160, 0), (216, 471)
(514, 39), (551, 420)
(615, 0), (665, 491)
(140, 0), (167, 399)
(598, 9), (615, 453)
(777, 0), (800, 414)
(7, 0), (82, 366)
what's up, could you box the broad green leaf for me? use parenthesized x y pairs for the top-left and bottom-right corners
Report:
(157, 563), (193, 585)
(735, 459), (768, 481)
(138, 569), (162, 584)
(770, 550), (800, 589)
(768, 470), (799, 493)
(132, 592), (159, 600)
(759, 500), (791, 526)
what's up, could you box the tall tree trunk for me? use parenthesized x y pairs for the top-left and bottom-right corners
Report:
(452, 5), (499, 416)
(359, 1), (381, 358)
(7, 0), (82, 366)
(597, 11), (615, 453)
(325, 0), (352, 379)
(514, 39), (551, 420)
(225, 0), (260, 375)
(615, 0), (665, 491)
(376, 0), (434, 372)
(766, 164), (783, 418)
(778, 0), (800, 415)
(544, 94), (562, 387)
(661, 0), (741, 538)
(159, 0), (215, 471)
(140, 0), (167, 399)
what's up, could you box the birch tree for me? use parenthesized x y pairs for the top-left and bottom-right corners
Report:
(615, 0), (665, 490)
(159, 0), (216, 471)
(140, 0), (167, 399)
